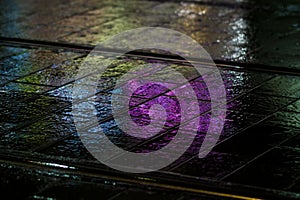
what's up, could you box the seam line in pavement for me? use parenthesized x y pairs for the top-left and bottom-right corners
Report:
(1, 36), (300, 77)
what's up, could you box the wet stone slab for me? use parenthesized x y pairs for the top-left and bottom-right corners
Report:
(213, 124), (299, 163)
(46, 84), (75, 101)
(247, 0), (300, 69)
(169, 151), (244, 180)
(40, 119), (149, 161)
(0, 48), (82, 77)
(223, 146), (300, 192)
(217, 110), (266, 141)
(0, 91), (70, 134)
(0, 107), (75, 151)
(16, 57), (86, 87)
(0, 46), (28, 60)
(282, 99), (300, 113)
(0, 75), (17, 85)
(227, 92), (296, 115)
(0, 81), (55, 94)
(263, 111), (300, 130)
(253, 75), (300, 98)
(281, 133), (300, 150)
(89, 120), (148, 151)
(0, 0), (94, 38)
(219, 69), (275, 100)
(39, 135), (97, 161)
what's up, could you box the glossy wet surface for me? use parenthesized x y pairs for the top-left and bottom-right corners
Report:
(0, 0), (300, 199)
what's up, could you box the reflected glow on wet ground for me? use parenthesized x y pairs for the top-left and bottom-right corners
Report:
(0, 0), (300, 198)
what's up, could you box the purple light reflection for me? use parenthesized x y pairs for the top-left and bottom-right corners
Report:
(94, 64), (232, 156)
(125, 77), (212, 153)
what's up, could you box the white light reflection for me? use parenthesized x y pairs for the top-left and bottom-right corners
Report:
(29, 160), (76, 169)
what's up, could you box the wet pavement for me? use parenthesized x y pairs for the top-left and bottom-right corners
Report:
(0, 0), (300, 199)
